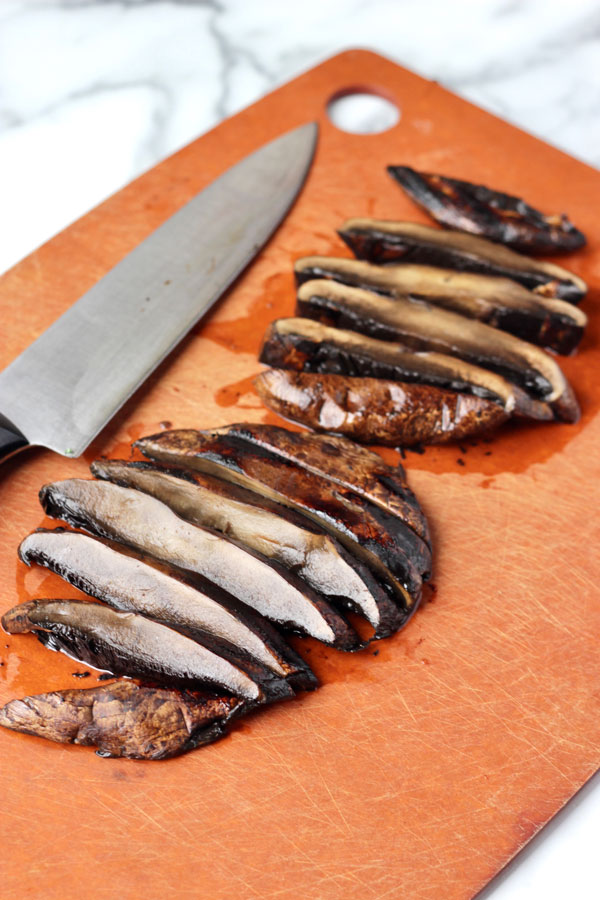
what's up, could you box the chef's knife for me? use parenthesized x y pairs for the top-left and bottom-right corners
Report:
(0, 122), (318, 463)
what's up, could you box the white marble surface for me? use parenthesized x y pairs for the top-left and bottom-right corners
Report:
(1, 0), (599, 275)
(1, 1), (599, 897)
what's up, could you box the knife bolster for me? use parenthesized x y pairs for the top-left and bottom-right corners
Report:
(0, 413), (28, 463)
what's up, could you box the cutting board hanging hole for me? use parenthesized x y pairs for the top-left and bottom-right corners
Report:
(326, 88), (400, 134)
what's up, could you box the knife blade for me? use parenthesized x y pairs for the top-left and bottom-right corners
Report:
(0, 122), (318, 463)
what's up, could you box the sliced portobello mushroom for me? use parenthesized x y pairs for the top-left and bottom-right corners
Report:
(90, 458), (404, 638)
(255, 369), (510, 447)
(338, 219), (587, 303)
(259, 317), (556, 422)
(295, 281), (579, 422)
(2, 599), (265, 701)
(135, 428), (431, 618)
(18, 528), (313, 692)
(386, 166), (586, 255)
(0, 681), (241, 760)
(293, 256), (586, 355)
(198, 422), (430, 546)
(39, 479), (361, 652)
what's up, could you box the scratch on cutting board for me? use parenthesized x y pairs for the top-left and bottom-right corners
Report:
(394, 688), (419, 725)
(315, 770), (352, 835)
(254, 738), (342, 831)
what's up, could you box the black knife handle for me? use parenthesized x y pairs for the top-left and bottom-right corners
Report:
(0, 413), (28, 463)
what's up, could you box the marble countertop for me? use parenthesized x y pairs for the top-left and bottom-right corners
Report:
(1, 1), (598, 897)
(1, 0), (598, 275)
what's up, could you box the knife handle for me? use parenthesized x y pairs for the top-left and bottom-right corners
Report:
(0, 413), (28, 463)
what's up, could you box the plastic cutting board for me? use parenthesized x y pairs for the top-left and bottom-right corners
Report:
(0, 50), (599, 900)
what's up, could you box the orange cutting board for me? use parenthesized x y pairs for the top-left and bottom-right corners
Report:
(1, 50), (599, 900)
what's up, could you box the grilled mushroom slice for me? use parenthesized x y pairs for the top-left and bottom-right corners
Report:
(295, 281), (579, 422)
(2, 600), (265, 701)
(255, 369), (510, 446)
(39, 480), (361, 651)
(338, 219), (587, 303)
(259, 317), (557, 422)
(90, 459), (404, 638)
(196, 422), (430, 545)
(18, 529), (312, 692)
(0, 682), (241, 760)
(294, 257), (586, 355)
(387, 166), (586, 255)
(135, 429), (431, 617)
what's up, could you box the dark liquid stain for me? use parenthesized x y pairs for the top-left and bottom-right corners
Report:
(110, 424), (148, 462)
(202, 269), (305, 415)
(295, 232), (346, 260)
(423, 582), (437, 602)
(201, 271), (296, 356)
(387, 416), (585, 476)
(214, 374), (262, 408)
(232, 720), (250, 733)
(128, 422), (146, 442)
(84, 421), (148, 466)
(286, 619), (417, 686)
(15, 559), (29, 606)
(362, 400), (589, 476)
(289, 636), (377, 685)
(348, 612), (377, 644)
(403, 636), (425, 661)
(15, 553), (81, 607)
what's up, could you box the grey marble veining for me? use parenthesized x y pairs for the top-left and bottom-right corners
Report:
(1, 1), (598, 277)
